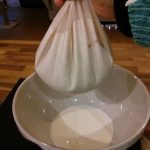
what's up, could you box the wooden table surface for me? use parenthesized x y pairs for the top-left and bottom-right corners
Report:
(0, 30), (150, 149)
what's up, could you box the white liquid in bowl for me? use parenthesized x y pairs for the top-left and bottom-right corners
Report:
(50, 106), (114, 150)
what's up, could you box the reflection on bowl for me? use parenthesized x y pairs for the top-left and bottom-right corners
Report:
(12, 65), (150, 150)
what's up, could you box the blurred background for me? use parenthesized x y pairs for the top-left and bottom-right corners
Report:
(0, 1), (150, 149)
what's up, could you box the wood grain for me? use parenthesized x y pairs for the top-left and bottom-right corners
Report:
(0, 7), (150, 150)
(0, 36), (150, 150)
(0, 41), (36, 102)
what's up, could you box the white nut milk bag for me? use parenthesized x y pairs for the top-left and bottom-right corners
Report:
(35, 0), (113, 93)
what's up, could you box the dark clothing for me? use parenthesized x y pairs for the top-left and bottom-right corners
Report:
(114, 0), (133, 37)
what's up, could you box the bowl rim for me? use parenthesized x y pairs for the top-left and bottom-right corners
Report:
(12, 64), (150, 150)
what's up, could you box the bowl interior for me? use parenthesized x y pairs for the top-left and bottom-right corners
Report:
(13, 65), (150, 150)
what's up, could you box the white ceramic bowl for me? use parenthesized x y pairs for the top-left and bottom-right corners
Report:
(12, 65), (150, 150)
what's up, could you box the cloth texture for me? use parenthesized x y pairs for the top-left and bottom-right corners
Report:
(128, 0), (150, 47)
(35, 0), (113, 93)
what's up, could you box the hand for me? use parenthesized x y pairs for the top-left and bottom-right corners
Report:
(54, 0), (65, 7)
(54, 0), (115, 20)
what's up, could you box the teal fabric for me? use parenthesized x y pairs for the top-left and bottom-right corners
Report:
(128, 0), (150, 47)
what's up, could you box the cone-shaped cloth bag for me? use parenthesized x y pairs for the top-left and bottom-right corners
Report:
(35, 0), (113, 93)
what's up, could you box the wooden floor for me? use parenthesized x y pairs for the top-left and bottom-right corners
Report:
(0, 7), (50, 102)
(0, 8), (150, 102)
(0, 30), (150, 102)
(0, 7), (150, 149)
